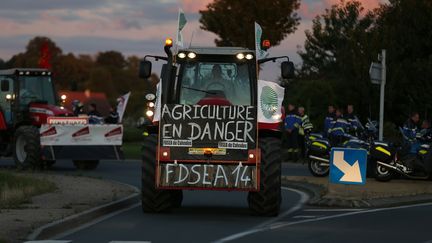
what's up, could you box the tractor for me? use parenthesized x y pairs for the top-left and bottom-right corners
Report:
(0, 68), (123, 170)
(139, 39), (294, 216)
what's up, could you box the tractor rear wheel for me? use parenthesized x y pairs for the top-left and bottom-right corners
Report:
(141, 134), (180, 213)
(13, 126), (41, 170)
(73, 160), (99, 170)
(248, 137), (282, 216)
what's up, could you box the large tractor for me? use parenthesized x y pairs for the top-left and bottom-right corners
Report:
(0, 68), (123, 170)
(139, 39), (294, 216)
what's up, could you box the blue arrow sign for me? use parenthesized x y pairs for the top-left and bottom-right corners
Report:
(330, 148), (367, 185)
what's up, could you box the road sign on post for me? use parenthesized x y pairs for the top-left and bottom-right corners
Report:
(369, 49), (386, 140)
(330, 148), (367, 185)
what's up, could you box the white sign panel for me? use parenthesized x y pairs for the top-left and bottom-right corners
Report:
(40, 124), (123, 146)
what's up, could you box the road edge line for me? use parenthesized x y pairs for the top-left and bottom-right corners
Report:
(27, 180), (140, 241)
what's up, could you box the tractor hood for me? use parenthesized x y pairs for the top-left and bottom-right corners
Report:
(29, 103), (72, 125)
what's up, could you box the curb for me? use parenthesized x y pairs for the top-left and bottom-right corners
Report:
(27, 180), (140, 241)
(282, 176), (432, 208)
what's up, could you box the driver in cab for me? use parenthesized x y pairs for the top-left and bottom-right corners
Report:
(204, 64), (234, 100)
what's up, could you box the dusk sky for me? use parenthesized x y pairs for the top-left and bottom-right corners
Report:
(0, 0), (386, 80)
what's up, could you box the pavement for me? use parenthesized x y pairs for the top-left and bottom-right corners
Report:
(2, 159), (432, 242)
(284, 175), (432, 208)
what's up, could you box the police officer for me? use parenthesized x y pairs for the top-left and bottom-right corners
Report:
(344, 104), (362, 136)
(403, 111), (420, 140)
(328, 108), (351, 145)
(284, 103), (302, 161)
(323, 105), (336, 137)
(298, 106), (313, 159)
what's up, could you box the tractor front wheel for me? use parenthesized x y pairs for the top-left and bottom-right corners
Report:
(13, 126), (42, 170)
(141, 134), (180, 213)
(248, 137), (282, 216)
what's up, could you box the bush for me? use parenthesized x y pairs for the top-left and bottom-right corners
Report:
(123, 126), (144, 143)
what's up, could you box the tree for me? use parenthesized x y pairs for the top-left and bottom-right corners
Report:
(371, 0), (432, 124)
(297, 0), (376, 121)
(199, 0), (300, 49)
(96, 51), (126, 69)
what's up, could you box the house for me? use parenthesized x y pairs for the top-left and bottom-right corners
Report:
(58, 90), (111, 116)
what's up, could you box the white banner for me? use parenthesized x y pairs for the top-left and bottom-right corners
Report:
(153, 82), (162, 122)
(257, 80), (285, 123)
(117, 92), (131, 123)
(255, 22), (268, 59)
(40, 124), (123, 146)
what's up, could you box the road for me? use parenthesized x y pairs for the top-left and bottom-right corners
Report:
(2, 159), (432, 243)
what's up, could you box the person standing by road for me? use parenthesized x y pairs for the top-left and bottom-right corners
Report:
(344, 104), (362, 135)
(323, 105), (336, 137)
(284, 103), (301, 161)
(403, 111), (420, 139)
(298, 106), (313, 159)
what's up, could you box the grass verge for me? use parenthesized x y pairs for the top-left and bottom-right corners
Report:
(0, 171), (56, 209)
(122, 142), (142, 160)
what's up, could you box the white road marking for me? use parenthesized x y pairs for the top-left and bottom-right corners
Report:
(303, 208), (365, 212)
(109, 241), (151, 243)
(292, 215), (319, 219)
(213, 186), (309, 243)
(52, 203), (141, 240)
(24, 241), (71, 243)
(214, 196), (432, 242)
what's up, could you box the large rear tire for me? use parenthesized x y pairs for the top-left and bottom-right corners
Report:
(13, 126), (41, 170)
(308, 159), (329, 177)
(73, 160), (99, 170)
(141, 134), (181, 213)
(248, 137), (281, 216)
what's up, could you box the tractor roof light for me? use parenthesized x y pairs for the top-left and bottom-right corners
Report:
(187, 52), (196, 59)
(146, 110), (154, 117)
(178, 52), (186, 59)
(165, 38), (173, 47)
(245, 53), (254, 60)
(262, 39), (271, 49)
(236, 53), (245, 60)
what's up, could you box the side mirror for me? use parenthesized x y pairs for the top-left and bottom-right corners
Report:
(1, 80), (10, 92)
(139, 60), (152, 79)
(281, 61), (295, 79)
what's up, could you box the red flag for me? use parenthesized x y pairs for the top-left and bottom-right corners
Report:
(38, 41), (52, 69)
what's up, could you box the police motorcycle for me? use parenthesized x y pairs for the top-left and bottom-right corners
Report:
(306, 117), (378, 177)
(373, 127), (432, 182)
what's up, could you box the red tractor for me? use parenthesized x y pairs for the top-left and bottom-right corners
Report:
(0, 68), (123, 169)
(139, 40), (294, 216)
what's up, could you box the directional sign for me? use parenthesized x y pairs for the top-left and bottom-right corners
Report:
(330, 148), (367, 185)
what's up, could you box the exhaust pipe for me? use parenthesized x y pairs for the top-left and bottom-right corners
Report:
(309, 155), (330, 165)
(377, 161), (429, 179)
(376, 161), (397, 170)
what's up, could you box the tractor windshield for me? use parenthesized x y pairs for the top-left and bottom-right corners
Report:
(179, 62), (252, 105)
(19, 76), (56, 107)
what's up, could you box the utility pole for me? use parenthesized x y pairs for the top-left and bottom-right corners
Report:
(379, 49), (386, 140)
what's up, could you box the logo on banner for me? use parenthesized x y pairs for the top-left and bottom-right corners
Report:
(72, 126), (90, 138)
(40, 126), (57, 137)
(260, 86), (278, 119)
(104, 126), (122, 137)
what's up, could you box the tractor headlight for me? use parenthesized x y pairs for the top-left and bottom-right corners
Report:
(236, 53), (245, 60)
(187, 52), (196, 59)
(178, 52), (186, 59)
(146, 110), (154, 117)
(148, 102), (155, 108)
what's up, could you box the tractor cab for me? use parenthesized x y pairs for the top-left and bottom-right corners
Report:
(175, 47), (256, 107)
(0, 68), (70, 127)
